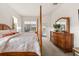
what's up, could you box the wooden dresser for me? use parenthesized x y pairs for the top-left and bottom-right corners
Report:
(50, 31), (74, 52)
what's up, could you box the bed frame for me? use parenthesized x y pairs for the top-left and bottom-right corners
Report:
(0, 24), (11, 30)
(0, 6), (42, 56)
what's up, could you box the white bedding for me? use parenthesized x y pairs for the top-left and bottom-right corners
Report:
(0, 32), (40, 55)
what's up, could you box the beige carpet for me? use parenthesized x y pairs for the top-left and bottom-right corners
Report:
(42, 37), (73, 56)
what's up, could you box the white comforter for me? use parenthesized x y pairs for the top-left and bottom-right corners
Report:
(0, 32), (40, 55)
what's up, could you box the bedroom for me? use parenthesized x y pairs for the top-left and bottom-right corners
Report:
(0, 3), (79, 56)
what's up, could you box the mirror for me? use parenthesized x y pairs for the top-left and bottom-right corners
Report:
(54, 17), (70, 33)
(56, 19), (66, 32)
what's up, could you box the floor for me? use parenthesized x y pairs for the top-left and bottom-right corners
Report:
(42, 37), (73, 56)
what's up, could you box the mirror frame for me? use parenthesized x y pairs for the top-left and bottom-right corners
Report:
(56, 17), (70, 33)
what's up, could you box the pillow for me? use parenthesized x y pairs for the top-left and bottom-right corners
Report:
(3, 32), (15, 37)
(0, 30), (18, 37)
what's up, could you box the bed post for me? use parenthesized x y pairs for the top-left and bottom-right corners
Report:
(40, 5), (42, 55)
(36, 17), (38, 36)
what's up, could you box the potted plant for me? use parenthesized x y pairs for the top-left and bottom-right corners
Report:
(53, 24), (61, 32)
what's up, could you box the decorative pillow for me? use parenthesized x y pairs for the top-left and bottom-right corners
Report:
(3, 32), (15, 37)
(0, 30), (18, 37)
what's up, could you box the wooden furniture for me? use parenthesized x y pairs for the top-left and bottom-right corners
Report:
(56, 17), (70, 33)
(0, 25), (39, 56)
(39, 6), (42, 54)
(50, 32), (73, 52)
(0, 5), (42, 56)
(0, 23), (39, 56)
(0, 52), (38, 56)
(0, 24), (11, 30)
(50, 17), (74, 52)
(73, 48), (79, 56)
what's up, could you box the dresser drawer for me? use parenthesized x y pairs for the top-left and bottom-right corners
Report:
(50, 32), (73, 52)
(59, 39), (65, 48)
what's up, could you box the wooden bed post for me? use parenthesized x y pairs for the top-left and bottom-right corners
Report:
(36, 17), (38, 36)
(40, 5), (42, 55)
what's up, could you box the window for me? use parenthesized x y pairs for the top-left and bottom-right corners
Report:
(12, 16), (21, 32)
(24, 21), (36, 32)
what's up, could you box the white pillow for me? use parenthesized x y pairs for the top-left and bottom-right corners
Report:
(0, 30), (17, 38)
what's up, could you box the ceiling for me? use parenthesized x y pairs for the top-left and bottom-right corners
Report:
(8, 3), (61, 16)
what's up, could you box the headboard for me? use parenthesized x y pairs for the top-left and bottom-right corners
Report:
(0, 24), (11, 30)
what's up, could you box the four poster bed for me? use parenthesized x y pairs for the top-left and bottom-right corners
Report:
(0, 6), (42, 56)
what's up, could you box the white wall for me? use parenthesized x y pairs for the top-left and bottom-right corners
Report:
(0, 3), (22, 32)
(51, 3), (79, 47)
(42, 15), (51, 38)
